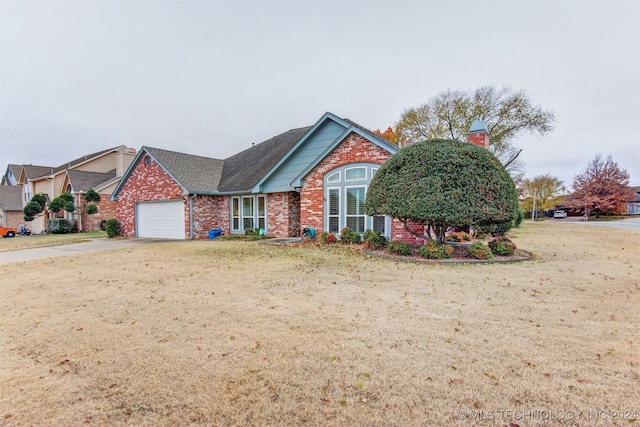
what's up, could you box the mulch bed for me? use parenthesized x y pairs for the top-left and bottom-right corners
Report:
(279, 239), (534, 264)
(360, 248), (534, 264)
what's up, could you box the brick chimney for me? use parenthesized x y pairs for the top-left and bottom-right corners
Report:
(468, 120), (489, 149)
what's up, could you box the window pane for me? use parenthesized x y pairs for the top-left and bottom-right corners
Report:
(232, 198), (239, 216)
(346, 167), (366, 180)
(346, 188), (364, 215)
(327, 172), (340, 182)
(373, 216), (385, 234)
(258, 196), (265, 216)
(243, 218), (254, 230)
(243, 197), (253, 216)
(329, 189), (339, 215)
(347, 217), (365, 233)
(329, 217), (339, 233)
(258, 218), (265, 230)
(233, 218), (239, 229)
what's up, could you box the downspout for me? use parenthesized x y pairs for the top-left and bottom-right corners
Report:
(189, 193), (197, 240)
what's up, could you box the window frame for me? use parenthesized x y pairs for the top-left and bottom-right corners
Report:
(323, 163), (390, 238)
(231, 195), (268, 234)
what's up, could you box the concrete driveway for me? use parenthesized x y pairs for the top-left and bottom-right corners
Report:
(0, 238), (157, 264)
(570, 216), (640, 231)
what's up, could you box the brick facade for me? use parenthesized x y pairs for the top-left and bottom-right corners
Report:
(267, 191), (300, 237)
(299, 132), (425, 245)
(115, 155), (186, 238)
(114, 128), (427, 242)
(300, 133), (391, 233)
(469, 132), (489, 149)
(191, 195), (229, 239)
(78, 196), (117, 232)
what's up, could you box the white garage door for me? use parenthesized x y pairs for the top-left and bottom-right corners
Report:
(137, 200), (185, 239)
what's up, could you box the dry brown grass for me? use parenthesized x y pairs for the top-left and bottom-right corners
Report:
(1, 222), (639, 426)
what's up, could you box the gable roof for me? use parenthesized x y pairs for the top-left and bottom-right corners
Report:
(65, 169), (118, 193)
(145, 147), (225, 193)
(20, 165), (55, 182)
(0, 185), (23, 211)
(51, 146), (128, 176)
(217, 126), (312, 193)
(2, 164), (22, 185)
(111, 147), (225, 199)
(256, 112), (398, 191)
(112, 112), (397, 198)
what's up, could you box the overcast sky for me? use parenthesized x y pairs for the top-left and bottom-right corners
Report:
(1, 0), (638, 188)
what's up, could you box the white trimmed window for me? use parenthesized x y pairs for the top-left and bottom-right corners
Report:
(323, 163), (389, 237)
(231, 195), (267, 233)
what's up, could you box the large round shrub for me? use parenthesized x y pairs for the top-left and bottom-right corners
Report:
(365, 139), (519, 243)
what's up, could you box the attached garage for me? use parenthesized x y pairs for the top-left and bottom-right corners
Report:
(136, 200), (185, 239)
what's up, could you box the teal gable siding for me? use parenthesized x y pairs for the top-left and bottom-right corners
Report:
(259, 120), (347, 193)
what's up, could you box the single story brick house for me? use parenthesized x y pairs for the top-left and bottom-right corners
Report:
(112, 112), (435, 242)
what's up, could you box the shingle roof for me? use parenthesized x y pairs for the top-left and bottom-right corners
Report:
(0, 185), (23, 211)
(22, 165), (55, 180)
(343, 118), (399, 151)
(144, 147), (225, 193)
(50, 146), (127, 175)
(218, 126), (312, 192)
(66, 169), (117, 192)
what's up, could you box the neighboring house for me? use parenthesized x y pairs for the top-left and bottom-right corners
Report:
(112, 112), (427, 242)
(0, 185), (24, 229)
(61, 169), (121, 231)
(15, 146), (136, 233)
(1, 164), (22, 186)
(626, 186), (640, 214)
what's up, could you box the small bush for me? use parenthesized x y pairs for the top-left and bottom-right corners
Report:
(339, 227), (361, 244)
(514, 209), (524, 228)
(46, 218), (72, 234)
(474, 223), (494, 239)
(445, 231), (472, 242)
(86, 204), (98, 215)
(492, 220), (513, 236)
(319, 232), (338, 244)
(387, 241), (412, 256)
(417, 240), (454, 259)
(105, 218), (121, 238)
(467, 242), (494, 260)
(363, 229), (387, 249)
(488, 236), (517, 256)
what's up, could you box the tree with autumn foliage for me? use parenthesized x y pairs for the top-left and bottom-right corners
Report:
(565, 154), (634, 217)
(394, 85), (555, 178)
(519, 174), (564, 212)
(374, 127), (397, 143)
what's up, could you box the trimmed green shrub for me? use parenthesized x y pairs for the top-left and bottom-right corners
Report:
(417, 240), (454, 259)
(319, 231), (338, 244)
(365, 139), (519, 243)
(445, 231), (472, 242)
(105, 218), (121, 238)
(339, 227), (361, 244)
(363, 229), (387, 249)
(85, 204), (98, 215)
(488, 236), (517, 256)
(85, 189), (101, 203)
(467, 241), (494, 260)
(387, 241), (412, 256)
(514, 209), (524, 228)
(492, 220), (513, 236)
(47, 218), (72, 234)
(23, 200), (43, 222)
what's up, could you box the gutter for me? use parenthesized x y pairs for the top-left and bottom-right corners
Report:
(189, 193), (197, 240)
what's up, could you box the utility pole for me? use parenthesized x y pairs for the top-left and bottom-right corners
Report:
(531, 191), (537, 221)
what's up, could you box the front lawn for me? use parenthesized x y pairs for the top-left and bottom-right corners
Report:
(2, 222), (638, 425)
